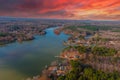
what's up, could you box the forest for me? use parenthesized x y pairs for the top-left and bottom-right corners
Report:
(58, 60), (120, 80)
(64, 45), (117, 56)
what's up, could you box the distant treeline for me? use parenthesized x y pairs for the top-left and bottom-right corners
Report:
(0, 33), (8, 37)
(64, 25), (120, 32)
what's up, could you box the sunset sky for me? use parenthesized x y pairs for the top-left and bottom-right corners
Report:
(0, 0), (120, 20)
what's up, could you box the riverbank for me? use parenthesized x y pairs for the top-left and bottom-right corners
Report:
(0, 27), (70, 80)
(0, 30), (47, 45)
(28, 25), (120, 80)
(32, 46), (119, 80)
(28, 45), (120, 80)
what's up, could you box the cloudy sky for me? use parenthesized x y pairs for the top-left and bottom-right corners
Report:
(0, 0), (120, 20)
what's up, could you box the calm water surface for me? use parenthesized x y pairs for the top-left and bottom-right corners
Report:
(0, 27), (69, 80)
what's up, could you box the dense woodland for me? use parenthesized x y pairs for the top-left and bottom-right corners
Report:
(64, 45), (117, 56)
(58, 45), (120, 80)
(64, 25), (120, 32)
(58, 60), (120, 80)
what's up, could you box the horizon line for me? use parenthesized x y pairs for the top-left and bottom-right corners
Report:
(0, 16), (120, 21)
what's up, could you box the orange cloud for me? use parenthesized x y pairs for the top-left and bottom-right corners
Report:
(0, 0), (119, 20)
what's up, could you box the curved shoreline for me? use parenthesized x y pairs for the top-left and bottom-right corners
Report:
(0, 26), (70, 80)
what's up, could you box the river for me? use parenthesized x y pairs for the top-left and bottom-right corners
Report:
(0, 27), (69, 80)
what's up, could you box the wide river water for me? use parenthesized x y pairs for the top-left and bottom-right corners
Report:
(0, 27), (69, 80)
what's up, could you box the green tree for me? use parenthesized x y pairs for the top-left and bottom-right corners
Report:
(57, 76), (65, 80)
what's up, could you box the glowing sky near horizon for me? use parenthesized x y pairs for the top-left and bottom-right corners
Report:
(0, 0), (120, 20)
